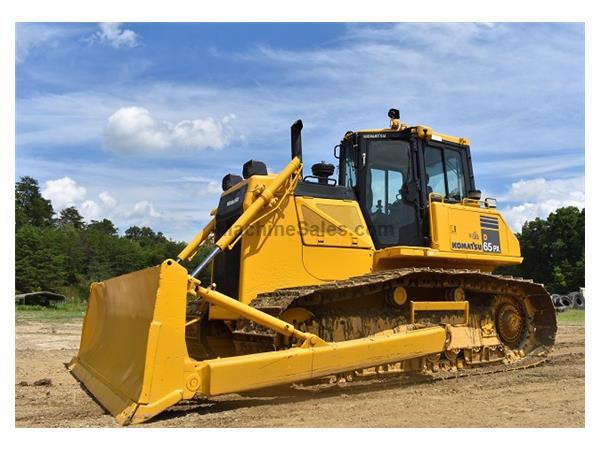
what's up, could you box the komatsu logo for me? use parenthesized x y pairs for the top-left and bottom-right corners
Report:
(451, 241), (482, 251)
(226, 196), (240, 207)
(363, 133), (387, 139)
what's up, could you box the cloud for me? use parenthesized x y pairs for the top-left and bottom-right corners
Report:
(199, 181), (222, 195)
(39, 175), (164, 225)
(505, 177), (585, 203)
(93, 23), (140, 48)
(82, 197), (161, 227)
(80, 200), (102, 221)
(178, 176), (222, 195)
(500, 177), (585, 231)
(476, 154), (584, 179)
(235, 23), (583, 155)
(41, 177), (87, 211)
(128, 201), (161, 219)
(81, 192), (119, 221)
(343, 23), (497, 56)
(16, 23), (83, 64)
(99, 191), (118, 209)
(103, 106), (236, 153)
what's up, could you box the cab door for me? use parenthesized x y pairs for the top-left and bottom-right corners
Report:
(357, 134), (424, 248)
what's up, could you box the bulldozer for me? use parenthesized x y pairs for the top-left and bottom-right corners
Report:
(69, 108), (557, 425)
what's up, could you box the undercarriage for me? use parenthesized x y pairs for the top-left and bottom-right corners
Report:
(187, 268), (557, 380)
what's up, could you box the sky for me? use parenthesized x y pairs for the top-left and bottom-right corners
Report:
(15, 22), (585, 241)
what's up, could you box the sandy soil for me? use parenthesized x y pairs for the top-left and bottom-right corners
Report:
(15, 320), (584, 428)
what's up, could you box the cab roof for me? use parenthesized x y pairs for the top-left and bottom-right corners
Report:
(354, 124), (470, 146)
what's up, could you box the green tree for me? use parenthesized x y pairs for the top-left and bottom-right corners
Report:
(499, 206), (585, 293)
(124, 226), (175, 266)
(125, 226), (166, 245)
(15, 176), (54, 228)
(82, 229), (146, 281)
(14, 175), (214, 298)
(87, 219), (118, 236)
(58, 206), (85, 230)
(59, 225), (86, 286)
(15, 225), (66, 292)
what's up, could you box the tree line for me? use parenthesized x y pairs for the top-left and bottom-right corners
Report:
(15, 176), (212, 299)
(15, 175), (584, 299)
(498, 206), (585, 293)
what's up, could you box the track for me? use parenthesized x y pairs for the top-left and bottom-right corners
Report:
(232, 268), (557, 376)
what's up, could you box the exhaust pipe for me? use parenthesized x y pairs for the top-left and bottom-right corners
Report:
(291, 119), (303, 176)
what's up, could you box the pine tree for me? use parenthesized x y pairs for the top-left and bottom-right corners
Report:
(15, 176), (55, 228)
(58, 206), (85, 230)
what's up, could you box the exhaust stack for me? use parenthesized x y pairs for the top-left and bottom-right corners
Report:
(291, 119), (303, 176)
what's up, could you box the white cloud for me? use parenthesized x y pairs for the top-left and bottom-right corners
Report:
(476, 154), (585, 179)
(505, 177), (585, 203)
(344, 23), (495, 55)
(93, 23), (140, 48)
(80, 200), (102, 221)
(172, 114), (236, 150)
(104, 106), (170, 151)
(200, 181), (222, 195)
(103, 106), (236, 153)
(99, 191), (118, 209)
(39, 176), (164, 226)
(128, 201), (161, 219)
(500, 177), (585, 231)
(176, 176), (223, 195)
(41, 177), (87, 211)
(16, 23), (83, 64)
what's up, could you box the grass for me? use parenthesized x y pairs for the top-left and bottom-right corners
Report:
(15, 301), (87, 323)
(556, 308), (585, 326)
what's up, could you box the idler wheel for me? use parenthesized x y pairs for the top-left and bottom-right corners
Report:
(495, 299), (528, 349)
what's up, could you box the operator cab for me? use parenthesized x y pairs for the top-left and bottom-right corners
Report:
(338, 109), (477, 249)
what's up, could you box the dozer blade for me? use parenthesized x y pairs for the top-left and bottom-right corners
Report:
(68, 260), (197, 425)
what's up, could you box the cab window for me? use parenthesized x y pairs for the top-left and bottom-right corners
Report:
(369, 168), (404, 213)
(444, 148), (466, 200)
(424, 146), (467, 201)
(424, 147), (445, 195)
(341, 142), (358, 188)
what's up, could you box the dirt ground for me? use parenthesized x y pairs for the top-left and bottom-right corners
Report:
(15, 319), (584, 428)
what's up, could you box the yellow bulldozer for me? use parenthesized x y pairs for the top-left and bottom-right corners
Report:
(69, 109), (557, 425)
